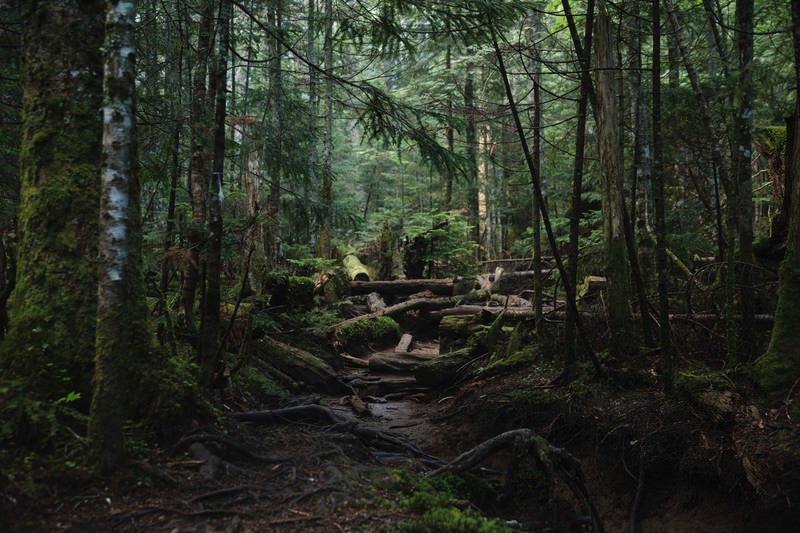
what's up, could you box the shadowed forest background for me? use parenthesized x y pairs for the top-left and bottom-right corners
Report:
(1, 0), (800, 531)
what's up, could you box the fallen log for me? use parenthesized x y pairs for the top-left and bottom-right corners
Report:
(343, 254), (370, 281)
(326, 291), (489, 338)
(252, 336), (347, 394)
(348, 278), (472, 296)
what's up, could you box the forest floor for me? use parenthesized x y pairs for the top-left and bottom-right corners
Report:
(2, 335), (799, 532)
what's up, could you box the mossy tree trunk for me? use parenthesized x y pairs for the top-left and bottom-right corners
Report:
(88, 0), (148, 473)
(753, 2), (800, 390)
(1, 0), (104, 403)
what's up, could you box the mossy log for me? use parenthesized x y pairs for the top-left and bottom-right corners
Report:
(251, 336), (346, 394)
(348, 278), (472, 296)
(414, 347), (478, 387)
(343, 254), (371, 281)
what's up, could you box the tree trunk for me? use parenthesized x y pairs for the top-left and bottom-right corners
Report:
(265, 0), (284, 268)
(316, 0), (333, 259)
(181, 0), (215, 333)
(753, 0), (800, 391)
(200, 0), (232, 388)
(652, 0), (674, 392)
(89, 0), (147, 472)
(733, 0), (756, 359)
(561, 0), (596, 376)
(594, 4), (636, 356)
(465, 50), (480, 251)
(2, 0), (104, 402)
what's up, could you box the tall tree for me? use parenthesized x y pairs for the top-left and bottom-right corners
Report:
(265, 0), (285, 267)
(652, 0), (673, 392)
(594, 3), (636, 356)
(1, 0), (104, 402)
(88, 0), (147, 472)
(732, 0), (756, 359)
(201, 0), (232, 386)
(316, 0), (333, 259)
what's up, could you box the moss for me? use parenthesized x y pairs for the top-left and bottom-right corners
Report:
(0, 4), (103, 405)
(334, 315), (400, 349)
(753, 258), (800, 393)
(487, 345), (539, 373)
(674, 363), (732, 394)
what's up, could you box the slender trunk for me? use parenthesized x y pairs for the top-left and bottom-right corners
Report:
(491, 29), (603, 379)
(525, 18), (544, 332)
(201, 0), (231, 387)
(89, 0), (147, 472)
(265, 1), (284, 268)
(733, 0), (755, 359)
(465, 51), (480, 253)
(182, 0), (215, 333)
(445, 44), (454, 211)
(307, 0), (318, 248)
(316, 0), (333, 259)
(628, 0), (655, 347)
(562, 0), (596, 373)
(652, 0), (673, 392)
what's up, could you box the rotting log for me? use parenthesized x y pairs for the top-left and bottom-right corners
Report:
(252, 335), (346, 394)
(414, 347), (479, 387)
(343, 254), (370, 281)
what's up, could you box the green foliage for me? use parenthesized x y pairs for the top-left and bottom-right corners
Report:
(391, 470), (507, 533)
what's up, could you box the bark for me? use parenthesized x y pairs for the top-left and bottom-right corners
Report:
(88, 0), (148, 474)
(264, 0), (284, 268)
(348, 278), (469, 296)
(732, 0), (756, 359)
(594, 4), (636, 357)
(561, 0), (596, 376)
(181, 0), (215, 331)
(200, 0), (232, 387)
(2, 0), (104, 402)
(753, 103), (800, 390)
(316, 0), (333, 259)
(653, 0), (674, 392)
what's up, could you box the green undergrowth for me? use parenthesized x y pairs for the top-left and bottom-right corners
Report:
(387, 469), (511, 533)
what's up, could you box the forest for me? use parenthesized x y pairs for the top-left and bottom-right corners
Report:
(1, 0), (799, 531)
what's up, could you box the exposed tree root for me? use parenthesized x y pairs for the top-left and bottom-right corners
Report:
(231, 404), (446, 468)
(429, 428), (604, 533)
(174, 432), (279, 463)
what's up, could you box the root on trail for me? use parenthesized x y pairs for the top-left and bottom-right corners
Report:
(231, 404), (446, 468)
